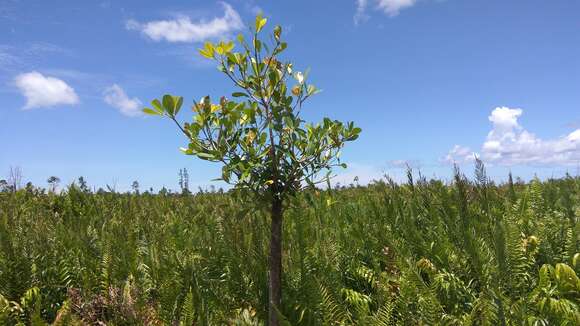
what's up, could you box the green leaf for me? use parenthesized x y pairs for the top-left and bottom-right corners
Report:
(274, 42), (287, 55)
(162, 95), (175, 116)
(273, 25), (281, 41)
(151, 99), (163, 113)
(232, 92), (248, 98)
(222, 167), (231, 183)
(173, 96), (183, 115)
(346, 135), (359, 141)
(196, 152), (215, 160)
(179, 147), (194, 155)
(254, 38), (262, 53)
(143, 108), (162, 116)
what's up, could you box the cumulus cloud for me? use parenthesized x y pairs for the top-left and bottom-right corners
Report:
(354, 0), (419, 23)
(14, 71), (79, 109)
(126, 2), (243, 43)
(103, 84), (142, 117)
(444, 107), (580, 166)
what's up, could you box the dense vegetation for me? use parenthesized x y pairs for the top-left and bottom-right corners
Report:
(1, 165), (579, 325)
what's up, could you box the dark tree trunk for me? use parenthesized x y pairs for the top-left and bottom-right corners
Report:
(268, 197), (283, 326)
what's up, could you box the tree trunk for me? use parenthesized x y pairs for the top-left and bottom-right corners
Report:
(268, 197), (283, 326)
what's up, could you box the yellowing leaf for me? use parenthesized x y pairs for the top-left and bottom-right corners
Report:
(199, 49), (213, 59)
(246, 130), (256, 144)
(224, 41), (235, 53)
(291, 85), (301, 96)
(255, 15), (267, 33)
(199, 42), (215, 59)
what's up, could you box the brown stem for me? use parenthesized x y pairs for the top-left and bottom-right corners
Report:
(268, 196), (283, 326)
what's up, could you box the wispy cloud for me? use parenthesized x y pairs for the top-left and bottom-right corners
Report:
(387, 159), (423, 169)
(0, 46), (21, 71)
(354, 0), (426, 24)
(377, 0), (417, 17)
(242, 0), (264, 16)
(103, 84), (142, 117)
(14, 71), (79, 109)
(444, 107), (580, 166)
(126, 2), (243, 43)
(354, 0), (370, 25)
(0, 42), (73, 73)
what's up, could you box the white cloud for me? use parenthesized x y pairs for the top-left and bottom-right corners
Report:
(443, 145), (477, 164)
(377, 0), (417, 17)
(445, 107), (580, 166)
(14, 71), (79, 109)
(103, 84), (142, 117)
(354, 0), (419, 22)
(127, 3), (243, 43)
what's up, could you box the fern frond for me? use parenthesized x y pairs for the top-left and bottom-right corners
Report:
(318, 283), (349, 325)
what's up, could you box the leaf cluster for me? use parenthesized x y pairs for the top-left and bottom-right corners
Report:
(144, 15), (361, 200)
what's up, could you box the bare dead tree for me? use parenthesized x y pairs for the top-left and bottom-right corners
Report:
(8, 166), (23, 192)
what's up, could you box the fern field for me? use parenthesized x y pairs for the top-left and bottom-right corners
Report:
(1, 167), (579, 325)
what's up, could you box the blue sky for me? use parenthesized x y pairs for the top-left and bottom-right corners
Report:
(1, 0), (579, 191)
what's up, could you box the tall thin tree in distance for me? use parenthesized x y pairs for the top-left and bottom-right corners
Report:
(131, 180), (140, 194)
(179, 168), (190, 194)
(47, 176), (60, 193)
(8, 166), (22, 192)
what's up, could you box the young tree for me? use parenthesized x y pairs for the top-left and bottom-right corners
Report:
(144, 15), (360, 325)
